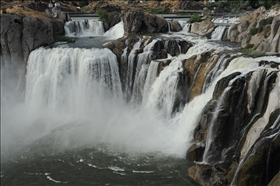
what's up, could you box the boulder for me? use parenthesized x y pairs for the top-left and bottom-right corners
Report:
(123, 10), (168, 35)
(188, 164), (212, 186)
(168, 20), (182, 32)
(187, 142), (205, 162)
(190, 19), (215, 37)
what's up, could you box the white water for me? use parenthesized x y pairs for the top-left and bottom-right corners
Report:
(103, 21), (124, 39)
(2, 45), (201, 159)
(64, 20), (105, 37)
(142, 61), (160, 105)
(211, 26), (227, 40)
(240, 71), (280, 160)
(144, 58), (182, 119)
(64, 20), (124, 39)
(3, 15), (280, 165)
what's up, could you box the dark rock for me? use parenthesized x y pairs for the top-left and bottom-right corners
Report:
(103, 12), (122, 32)
(123, 10), (168, 35)
(169, 20), (182, 32)
(165, 39), (180, 56)
(0, 14), (64, 101)
(188, 164), (213, 186)
(187, 142), (205, 162)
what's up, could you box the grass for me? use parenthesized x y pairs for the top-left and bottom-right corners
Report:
(242, 48), (265, 57)
(147, 8), (169, 14)
(188, 14), (203, 23)
(96, 8), (108, 22)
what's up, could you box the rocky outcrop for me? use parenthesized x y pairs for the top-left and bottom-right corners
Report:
(190, 19), (215, 37)
(103, 12), (122, 32)
(1, 14), (64, 99)
(257, 15), (280, 53)
(123, 10), (168, 35)
(168, 20), (182, 32)
(227, 6), (280, 53)
(187, 62), (280, 186)
(104, 35), (193, 105)
(268, 172), (280, 186)
(183, 50), (221, 101)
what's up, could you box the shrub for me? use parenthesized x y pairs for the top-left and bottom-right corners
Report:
(188, 14), (202, 23)
(147, 8), (169, 14)
(250, 28), (258, 35)
(242, 48), (265, 57)
(96, 9), (108, 22)
(78, 1), (88, 8)
(244, 44), (254, 50)
(256, 17), (274, 33)
(2, 8), (7, 14)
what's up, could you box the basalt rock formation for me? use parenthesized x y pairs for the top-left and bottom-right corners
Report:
(104, 36), (192, 104)
(227, 6), (280, 53)
(191, 19), (215, 37)
(186, 58), (280, 186)
(1, 14), (64, 99)
(123, 11), (169, 35)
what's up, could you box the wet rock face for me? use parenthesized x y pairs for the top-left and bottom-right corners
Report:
(104, 35), (193, 107)
(183, 50), (220, 102)
(188, 65), (280, 186)
(236, 109), (280, 186)
(123, 11), (168, 35)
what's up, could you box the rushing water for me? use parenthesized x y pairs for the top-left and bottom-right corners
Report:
(2, 17), (279, 186)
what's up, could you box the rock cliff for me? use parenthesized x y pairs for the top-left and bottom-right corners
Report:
(1, 14), (64, 99)
(227, 6), (280, 53)
(123, 11), (169, 35)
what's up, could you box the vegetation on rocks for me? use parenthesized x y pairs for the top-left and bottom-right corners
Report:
(147, 7), (169, 14)
(242, 48), (265, 57)
(96, 8), (108, 22)
(188, 14), (202, 23)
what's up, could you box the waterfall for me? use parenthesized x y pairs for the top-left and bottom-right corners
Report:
(240, 70), (280, 160)
(64, 20), (105, 37)
(26, 47), (122, 112)
(142, 61), (160, 106)
(131, 39), (159, 102)
(202, 53), (230, 92)
(182, 23), (191, 33)
(103, 21), (124, 39)
(21, 45), (198, 157)
(144, 58), (182, 119)
(64, 20), (124, 39)
(211, 26), (227, 40)
(125, 39), (142, 100)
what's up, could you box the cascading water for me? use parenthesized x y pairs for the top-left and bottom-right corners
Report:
(64, 20), (124, 39)
(64, 19), (105, 37)
(211, 25), (227, 40)
(2, 14), (280, 186)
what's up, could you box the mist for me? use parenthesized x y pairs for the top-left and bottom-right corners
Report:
(1, 48), (195, 163)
